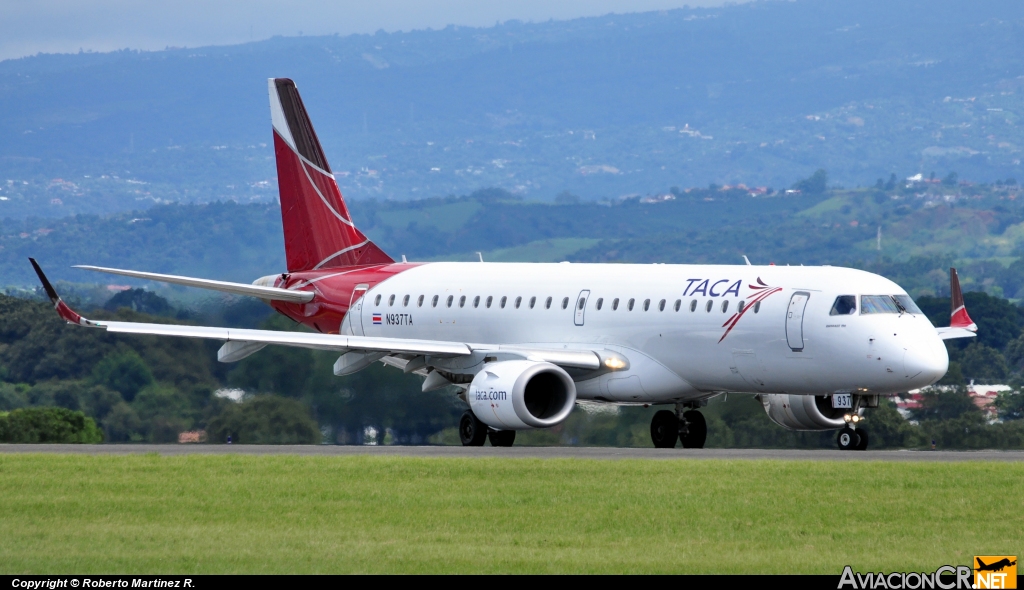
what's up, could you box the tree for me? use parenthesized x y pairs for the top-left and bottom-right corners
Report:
(942, 171), (959, 186)
(104, 289), (174, 316)
(0, 407), (103, 443)
(957, 342), (1009, 382)
(791, 169), (828, 195)
(554, 190), (581, 205)
(912, 386), (979, 422)
(884, 173), (897, 190)
(90, 351), (154, 402)
(995, 390), (1024, 421)
(206, 395), (320, 444)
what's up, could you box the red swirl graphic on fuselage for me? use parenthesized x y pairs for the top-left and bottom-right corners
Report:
(718, 277), (782, 343)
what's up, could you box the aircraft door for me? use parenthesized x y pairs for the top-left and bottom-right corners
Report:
(786, 291), (810, 351)
(348, 284), (368, 336)
(574, 290), (591, 326)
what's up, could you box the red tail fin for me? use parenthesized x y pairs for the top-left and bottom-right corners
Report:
(949, 268), (977, 331)
(269, 78), (393, 272)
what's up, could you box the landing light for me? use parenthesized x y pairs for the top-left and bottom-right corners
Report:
(844, 414), (852, 423)
(604, 357), (627, 370)
(851, 414), (860, 423)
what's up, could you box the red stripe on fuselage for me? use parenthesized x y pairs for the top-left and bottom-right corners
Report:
(269, 262), (422, 334)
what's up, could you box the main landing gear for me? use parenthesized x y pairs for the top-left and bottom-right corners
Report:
(836, 426), (868, 451)
(459, 410), (516, 447)
(650, 405), (707, 449)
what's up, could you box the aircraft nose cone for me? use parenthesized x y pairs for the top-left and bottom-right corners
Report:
(903, 337), (948, 387)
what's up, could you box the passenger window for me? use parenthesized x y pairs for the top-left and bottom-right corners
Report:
(432, 295), (439, 307)
(690, 299), (697, 312)
(388, 294), (395, 306)
(403, 295), (410, 307)
(894, 295), (923, 314)
(501, 296), (508, 309)
(721, 300), (729, 313)
(578, 297), (586, 310)
(486, 296), (493, 308)
(705, 300), (713, 312)
(861, 295), (900, 314)
(562, 297), (569, 309)
(529, 296), (536, 309)
(375, 294), (382, 306)
(446, 295), (454, 308)
(830, 295), (857, 316)
(612, 298), (619, 310)
(459, 295), (466, 308)
(417, 295), (424, 307)
(754, 301), (761, 313)
(545, 297), (552, 309)
(643, 299), (651, 311)
(473, 296), (480, 308)
(659, 299), (666, 311)
(738, 300), (746, 313)
(515, 296), (522, 309)
(627, 298), (635, 311)
(674, 299), (681, 312)
(596, 298), (603, 310)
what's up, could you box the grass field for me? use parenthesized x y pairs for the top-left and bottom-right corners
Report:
(1, 454), (1021, 574)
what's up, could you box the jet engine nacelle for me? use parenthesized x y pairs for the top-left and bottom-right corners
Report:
(467, 360), (576, 430)
(759, 394), (848, 431)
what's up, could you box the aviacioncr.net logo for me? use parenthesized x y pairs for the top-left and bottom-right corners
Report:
(838, 566), (974, 590)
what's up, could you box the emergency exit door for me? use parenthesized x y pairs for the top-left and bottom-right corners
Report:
(574, 290), (591, 326)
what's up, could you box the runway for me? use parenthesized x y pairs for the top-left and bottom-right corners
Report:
(2, 444), (1023, 461)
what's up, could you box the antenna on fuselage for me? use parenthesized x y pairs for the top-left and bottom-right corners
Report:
(742, 255), (752, 266)
(476, 252), (484, 262)
(402, 254), (408, 263)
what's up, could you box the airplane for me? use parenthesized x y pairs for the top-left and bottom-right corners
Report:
(976, 558), (1016, 572)
(29, 78), (979, 450)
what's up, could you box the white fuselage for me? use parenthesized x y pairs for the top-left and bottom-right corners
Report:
(345, 262), (948, 403)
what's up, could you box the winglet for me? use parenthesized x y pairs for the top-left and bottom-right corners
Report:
(949, 268), (977, 332)
(28, 258), (96, 327)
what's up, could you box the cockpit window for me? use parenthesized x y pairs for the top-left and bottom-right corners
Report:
(830, 295), (857, 316)
(860, 295), (901, 314)
(893, 294), (922, 314)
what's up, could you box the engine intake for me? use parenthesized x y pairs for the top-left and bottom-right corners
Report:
(759, 394), (847, 431)
(468, 360), (576, 430)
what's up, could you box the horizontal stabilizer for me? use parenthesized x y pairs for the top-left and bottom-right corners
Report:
(74, 265), (313, 303)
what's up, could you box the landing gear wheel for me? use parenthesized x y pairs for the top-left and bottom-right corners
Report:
(837, 426), (860, 451)
(488, 429), (516, 447)
(459, 410), (488, 446)
(650, 410), (679, 448)
(680, 410), (707, 449)
(853, 428), (868, 451)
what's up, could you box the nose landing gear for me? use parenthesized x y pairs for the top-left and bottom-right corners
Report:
(837, 426), (869, 451)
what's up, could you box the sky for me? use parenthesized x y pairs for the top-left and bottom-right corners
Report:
(0, 0), (746, 62)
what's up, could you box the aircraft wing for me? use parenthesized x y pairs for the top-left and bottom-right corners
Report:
(30, 259), (605, 372)
(73, 264), (313, 304)
(935, 327), (977, 340)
